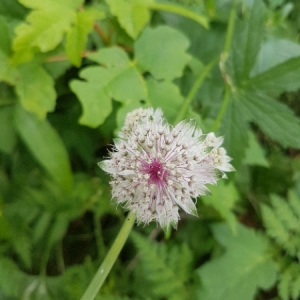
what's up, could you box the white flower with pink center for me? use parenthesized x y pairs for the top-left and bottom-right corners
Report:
(99, 108), (234, 231)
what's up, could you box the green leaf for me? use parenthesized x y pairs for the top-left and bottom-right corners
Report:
(12, 0), (84, 64)
(14, 105), (72, 191)
(70, 47), (146, 127)
(243, 131), (269, 167)
(0, 106), (17, 154)
(239, 91), (300, 149)
(106, 0), (152, 39)
(197, 222), (277, 300)
(132, 232), (194, 299)
(246, 55), (300, 94)
(220, 93), (249, 169)
(251, 37), (300, 76)
(241, 0), (265, 79)
(15, 61), (56, 119)
(229, 0), (265, 82)
(65, 9), (104, 67)
(201, 181), (238, 231)
(146, 78), (184, 123)
(135, 26), (191, 80)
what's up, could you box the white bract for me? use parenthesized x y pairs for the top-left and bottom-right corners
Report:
(99, 108), (234, 231)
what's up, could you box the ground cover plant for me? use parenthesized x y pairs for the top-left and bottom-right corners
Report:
(1, 0), (300, 299)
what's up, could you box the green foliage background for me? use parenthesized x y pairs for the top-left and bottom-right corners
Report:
(0, 0), (300, 299)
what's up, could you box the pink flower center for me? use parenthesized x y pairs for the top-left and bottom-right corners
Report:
(141, 158), (168, 186)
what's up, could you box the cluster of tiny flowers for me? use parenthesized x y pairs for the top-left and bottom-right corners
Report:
(99, 108), (234, 231)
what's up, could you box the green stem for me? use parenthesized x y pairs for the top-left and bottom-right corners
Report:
(174, 56), (219, 125)
(149, 2), (209, 29)
(80, 212), (136, 300)
(93, 212), (105, 260)
(211, 84), (230, 132)
(212, 0), (237, 131)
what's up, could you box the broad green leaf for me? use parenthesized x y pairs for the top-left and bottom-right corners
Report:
(243, 131), (269, 167)
(246, 55), (300, 94)
(70, 47), (146, 127)
(65, 9), (104, 67)
(220, 93), (249, 169)
(14, 105), (72, 191)
(106, 0), (152, 39)
(0, 106), (17, 154)
(146, 78), (184, 123)
(135, 26), (191, 80)
(15, 61), (56, 119)
(12, 0), (84, 64)
(251, 37), (300, 76)
(197, 223), (277, 300)
(201, 181), (238, 231)
(240, 92), (300, 149)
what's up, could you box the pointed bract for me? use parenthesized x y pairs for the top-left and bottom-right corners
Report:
(99, 108), (234, 231)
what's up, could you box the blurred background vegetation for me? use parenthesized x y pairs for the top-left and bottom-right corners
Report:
(1, 0), (300, 299)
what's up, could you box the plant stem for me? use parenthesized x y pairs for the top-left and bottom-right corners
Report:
(80, 212), (136, 300)
(149, 2), (209, 29)
(211, 0), (237, 131)
(174, 56), (219, 125)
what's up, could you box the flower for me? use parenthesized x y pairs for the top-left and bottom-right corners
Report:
(99, 108), (234, 231)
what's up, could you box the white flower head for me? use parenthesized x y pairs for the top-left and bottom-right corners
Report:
(99, 108), (234, 231)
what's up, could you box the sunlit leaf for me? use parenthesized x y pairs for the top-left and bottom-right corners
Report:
(12, 0), (84, 64)
(135, 26), (191, 80)
(106, 0), (152, 39)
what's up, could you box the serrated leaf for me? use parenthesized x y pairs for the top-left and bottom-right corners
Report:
(12, 0), (84, 64)
(197, 222), (277, 300)
(201, 181), (238, 231)
(239, 91), (300, 149)
(14, 105), (72, 191)
(243, 131), (269, 167)
(0, 106), (17, 154)
(251, 37), (300, 76)
(220, 93), (249, 169)
(135, 26), (190, 80)
(66, 9), (104, 67)
(146, 78), (184, 123)
(246, 55), (300, 94)
(106, 0), (152, 39)
(15, 61), (56, 119)
(229, 0), (265, 81)
(131, 232), (193, 299)
(70, 47), (146, 127)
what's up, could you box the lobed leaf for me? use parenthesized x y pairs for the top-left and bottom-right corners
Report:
(71, 47), (146, 127)
(12, 0), (84, 64)
(65, 9), (104, 67)
(106, 0), (152, 39)
(135, 26), (191, 80)
(239, 91), (300, 149)
(197, 222), (277, 300)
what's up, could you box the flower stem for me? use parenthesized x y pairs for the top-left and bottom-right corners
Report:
(211, 0), (237, 131)
(174, 56), (219, 125)
(148, 2), (209, 29)
(80, 212), (136, 300)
